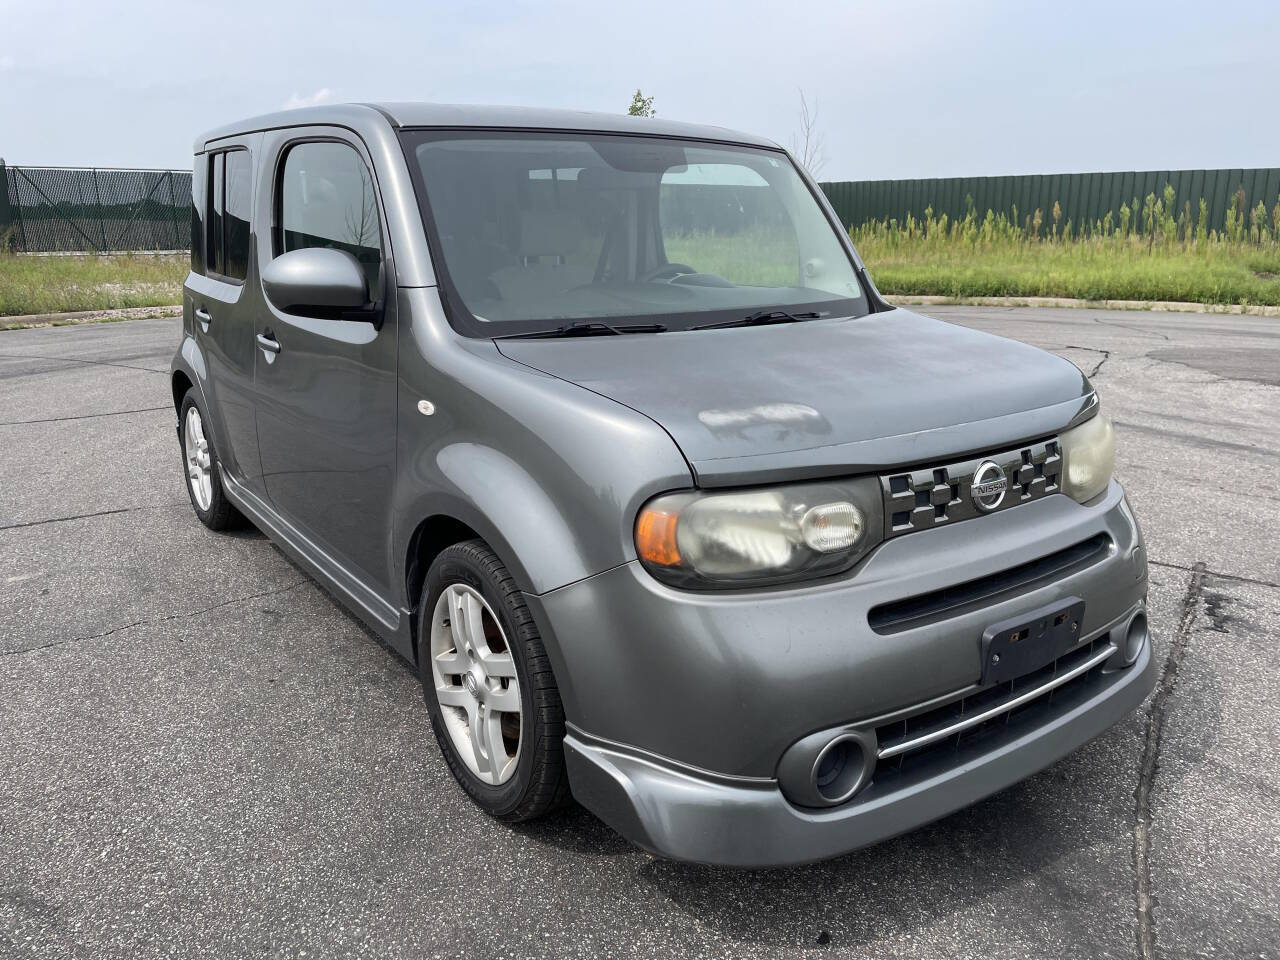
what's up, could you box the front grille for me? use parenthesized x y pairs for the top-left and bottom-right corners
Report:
(871, 635), (1115, 783)
(881, 438), (1062, 539)
(867, 533), (1112, 634)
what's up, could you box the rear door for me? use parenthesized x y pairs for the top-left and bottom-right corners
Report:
(252, 128), (399, 597)
(186, 136), (265, 488)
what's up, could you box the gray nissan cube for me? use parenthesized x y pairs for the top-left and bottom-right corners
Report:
(172, 102), (1155, 867)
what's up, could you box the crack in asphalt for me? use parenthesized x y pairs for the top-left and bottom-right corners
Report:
(1133, 561), (1205, 960)
(0, 352), (168, 376)
(1094, 316), (1173, 342)
(1063, 344), (1112, 378)
(0, 405), (171, 426)
(0, 580), (312, 657)
(0, 502), (186, 531)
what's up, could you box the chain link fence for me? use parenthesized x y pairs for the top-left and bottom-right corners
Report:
(1, 162), (192, 254)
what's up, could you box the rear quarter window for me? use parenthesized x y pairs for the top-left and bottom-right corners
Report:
(223, 150), (252, 281)
(206, 155), (223, 275)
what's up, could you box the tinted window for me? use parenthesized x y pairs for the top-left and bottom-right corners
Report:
(202, 149), (251, 282)
(405, 132), (864, 337)
(206, 154), (223, 276)
(278, 142), (381, 296)
(223, 150), (252, 281)
(190, 156), (206, 275)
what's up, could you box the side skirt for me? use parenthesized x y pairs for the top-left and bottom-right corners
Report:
(218, 466), (414, 663)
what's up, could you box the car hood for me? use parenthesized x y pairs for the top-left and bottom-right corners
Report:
(494, 309), (1095, 486)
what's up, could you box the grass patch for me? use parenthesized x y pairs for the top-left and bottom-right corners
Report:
(851, 195), (1280, 306)
(862, 242), (1280, 305)
(0, 252), (186, 316)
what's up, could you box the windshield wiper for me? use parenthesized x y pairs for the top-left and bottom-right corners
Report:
(691, 309), (824, 331)
(500, 320), (668, 340)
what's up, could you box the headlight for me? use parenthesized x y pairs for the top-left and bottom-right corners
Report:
(635, 478), (883, 588)
(1059, 408), (1115, 503)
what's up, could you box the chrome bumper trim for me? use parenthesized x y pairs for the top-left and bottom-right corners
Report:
(877, 642), (1118, 760)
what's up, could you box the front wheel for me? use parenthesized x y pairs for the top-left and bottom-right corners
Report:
(420, 539), (570, 821)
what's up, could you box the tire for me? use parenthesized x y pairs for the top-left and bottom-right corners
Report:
(178, 388), (243, 531)
(419, 539), (570, 821)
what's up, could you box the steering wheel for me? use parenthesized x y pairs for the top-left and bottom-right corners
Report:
(640, 262), (697, 283)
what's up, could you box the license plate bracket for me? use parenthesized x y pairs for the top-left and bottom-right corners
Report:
(980, 597), (1086, 685)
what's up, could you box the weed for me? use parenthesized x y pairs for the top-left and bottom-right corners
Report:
(849, 184), (1280, 306)
(0, 252), (186, 316)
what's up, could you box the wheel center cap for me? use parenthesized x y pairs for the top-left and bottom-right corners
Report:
(463, 673), (480, 698)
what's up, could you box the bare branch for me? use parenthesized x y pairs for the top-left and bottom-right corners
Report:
(791, 89), (827, 177)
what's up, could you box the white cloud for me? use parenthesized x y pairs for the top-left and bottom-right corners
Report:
(282, 87), (333, 110)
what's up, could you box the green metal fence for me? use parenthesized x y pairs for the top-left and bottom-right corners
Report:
(1, 162), (192, 253)
(6, 161), (1280, 253)
(819, 167), (1280, 238)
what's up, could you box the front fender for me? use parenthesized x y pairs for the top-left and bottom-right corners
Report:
(391, 287), (693, 601)
(393, 451), (577, 601)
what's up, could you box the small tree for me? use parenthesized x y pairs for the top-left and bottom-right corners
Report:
(627, 90), (656, 118)
(343, 171), (379, 252)
(791, 90), (826, 177)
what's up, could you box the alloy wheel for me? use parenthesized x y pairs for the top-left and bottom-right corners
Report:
(429, 583), (522, 784)
(184, 405), (213, 511)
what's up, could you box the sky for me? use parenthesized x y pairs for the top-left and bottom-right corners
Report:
(2, 0), (1278, 181)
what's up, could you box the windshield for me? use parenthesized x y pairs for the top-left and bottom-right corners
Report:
(401, 131), (867, 336)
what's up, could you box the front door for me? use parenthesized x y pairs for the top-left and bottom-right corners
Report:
(252, 129), (398, 596)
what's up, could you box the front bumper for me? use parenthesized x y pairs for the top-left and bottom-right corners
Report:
(526, 480), (1152, 865)
(565, 635), (1154, 866)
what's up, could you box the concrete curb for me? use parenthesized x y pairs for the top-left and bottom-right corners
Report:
(886, 294), (1280, 317)
(0, 304), (182, 331)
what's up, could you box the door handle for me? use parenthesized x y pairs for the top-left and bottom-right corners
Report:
(256, 332), (281, 354)
(195, 307), (211, 330)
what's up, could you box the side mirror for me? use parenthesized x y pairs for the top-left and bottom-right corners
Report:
(262, 247), (370, 316)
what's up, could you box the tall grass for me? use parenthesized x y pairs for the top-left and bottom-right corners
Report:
(0, 252), (187, 316)
(851, 186), (1280, 306)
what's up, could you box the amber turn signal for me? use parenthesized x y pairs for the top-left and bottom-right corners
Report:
(635, 507), (681, 567)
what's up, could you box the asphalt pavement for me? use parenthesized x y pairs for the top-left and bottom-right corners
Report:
(1, 307), (1277, 959)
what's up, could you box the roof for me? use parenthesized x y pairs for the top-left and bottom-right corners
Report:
(195, 101), (779, 153)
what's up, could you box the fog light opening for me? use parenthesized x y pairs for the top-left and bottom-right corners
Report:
(812, 735), (868, 804)
(1124, 612), (1149, 665)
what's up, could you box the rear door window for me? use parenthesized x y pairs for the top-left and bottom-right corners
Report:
(204, 148), (252, 283)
